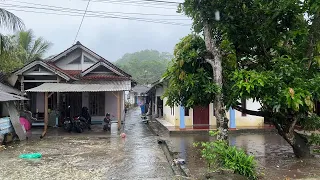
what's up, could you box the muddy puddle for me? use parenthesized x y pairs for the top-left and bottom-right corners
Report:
(167, 132), (320, 179)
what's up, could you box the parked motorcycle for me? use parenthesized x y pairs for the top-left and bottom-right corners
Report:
(63, 106), (92, 133)
(74, 107), (91, 133)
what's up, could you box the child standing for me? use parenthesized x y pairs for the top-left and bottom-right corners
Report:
(103, 113), (111, 131)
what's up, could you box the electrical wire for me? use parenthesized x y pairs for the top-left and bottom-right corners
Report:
(81, 0), (179, 9)
(0, 3), (189, 21)
(7, 0), (184, 17)
(73, 0), (91, 44)
(3, 8), (191, 26)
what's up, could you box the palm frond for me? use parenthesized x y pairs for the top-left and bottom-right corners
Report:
(0, 8), (24, 31)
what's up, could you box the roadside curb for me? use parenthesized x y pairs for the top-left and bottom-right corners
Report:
(146, 120), (191, 178)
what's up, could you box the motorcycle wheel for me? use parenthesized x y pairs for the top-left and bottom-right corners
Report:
(63, 123), (71, 132)
(76, 126), (83, 133)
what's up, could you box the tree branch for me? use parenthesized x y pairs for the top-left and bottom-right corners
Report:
(289, 116), (298, 133)
(232, 105), (269, 117)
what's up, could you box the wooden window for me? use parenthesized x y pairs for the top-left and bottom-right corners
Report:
(89, 92), (105, 116)
(241, 99), (247, 116)
(184, 107), (189, 116)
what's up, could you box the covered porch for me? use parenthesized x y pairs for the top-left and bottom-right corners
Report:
(26, 82), (129, 137)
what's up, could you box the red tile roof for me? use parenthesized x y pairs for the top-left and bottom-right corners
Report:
(63, 70), (82, 78)
(45, 62), (78, 80)
(80, 74), (130, 81)
(44, 61), (130, 82)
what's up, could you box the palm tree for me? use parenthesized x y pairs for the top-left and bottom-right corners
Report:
(16, 29), (52, 63)
(0, 8), (24, 53)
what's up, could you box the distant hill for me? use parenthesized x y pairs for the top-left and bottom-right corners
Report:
(115, 50), (172, 84)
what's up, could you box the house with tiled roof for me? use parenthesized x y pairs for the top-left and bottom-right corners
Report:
(11, 41), (135, 135)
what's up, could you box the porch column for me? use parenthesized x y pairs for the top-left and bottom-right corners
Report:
(180, 105), (185, 129)
(20, 76), (25, 110)
(41, 92), (49, 138)
(151, 95), (155, 116)
(56, 77), (61, 111)
(229, 107), (236, 129)
(117, 91), (121, 130)
(56, 92), (60, 127)
(154, 96), (158, 117)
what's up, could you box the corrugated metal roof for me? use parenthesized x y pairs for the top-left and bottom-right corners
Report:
(25, 81), (131, 92)
(0, 91), (28, 102)
(0, 82), (22, 95)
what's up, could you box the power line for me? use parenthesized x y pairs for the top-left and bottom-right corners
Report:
(8, 0), (184, 17)
(90, 0), (180, 5)
(0, 3), (189, 21)
(73, 0), (91, 44)
(82, 0), (178, 9)
(3, 8), (191, 26)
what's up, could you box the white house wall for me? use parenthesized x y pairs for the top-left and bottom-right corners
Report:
(160, 89), (263, 128)
(105, 92), (118, 121)
(82, 51), (98, 71)
(233, 99), (264, 127)
(162, 97), (179, 126)
(55, 49), (82, 70)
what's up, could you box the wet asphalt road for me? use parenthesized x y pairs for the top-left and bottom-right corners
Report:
(0, 108), (174, 180)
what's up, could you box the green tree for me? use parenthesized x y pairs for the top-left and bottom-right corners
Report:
(0, 8), (24, 73)
(164, 0), (320, 158)
(0, 8), (24, 54)
(14, 29), (52, 64)
(116, 50), (172, 84)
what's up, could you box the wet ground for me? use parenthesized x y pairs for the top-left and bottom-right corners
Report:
(0, 109), (173, 180)
(150, 120), (320, 180)
(1, 108), (320, 180)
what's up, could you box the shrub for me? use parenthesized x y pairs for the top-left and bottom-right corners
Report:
(309, 133), (320, 146)
(194, 131), (257, 179)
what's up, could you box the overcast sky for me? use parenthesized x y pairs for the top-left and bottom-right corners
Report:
(2, 0), (192, 61)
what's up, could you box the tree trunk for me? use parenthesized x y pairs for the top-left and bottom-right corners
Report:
(291, 132), (311, 158)
(203, 21), (229, 140)
(273, 117), (311, 158)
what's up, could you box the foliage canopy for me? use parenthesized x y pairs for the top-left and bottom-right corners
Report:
(164, 0), (320, 157)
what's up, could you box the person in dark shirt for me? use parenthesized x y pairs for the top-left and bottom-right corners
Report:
(103, 113), (111, 131)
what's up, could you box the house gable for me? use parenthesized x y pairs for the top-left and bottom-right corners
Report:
(14, 61), (71, 81)
(24, 65), (55, 76)
(81, 61), (126, 77)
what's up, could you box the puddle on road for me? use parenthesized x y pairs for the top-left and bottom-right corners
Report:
(168, 132), (320, 179)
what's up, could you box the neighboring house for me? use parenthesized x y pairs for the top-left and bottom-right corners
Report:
(127, 85), (150, 106)
(147, 79), (264, 129)
(0, 72), (27, 141)
(10, 41), (135, 130)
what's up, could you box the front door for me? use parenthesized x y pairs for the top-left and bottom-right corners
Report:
(193, 106), (209, 129)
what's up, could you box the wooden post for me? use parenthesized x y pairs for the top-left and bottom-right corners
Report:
(41, 92), (49, 138)
(20, 76), (25, 110)
(6, 101), (26, 140)
(117, 91), (121, 130)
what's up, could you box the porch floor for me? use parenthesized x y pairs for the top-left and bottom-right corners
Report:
(27, 123), (121, 140)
